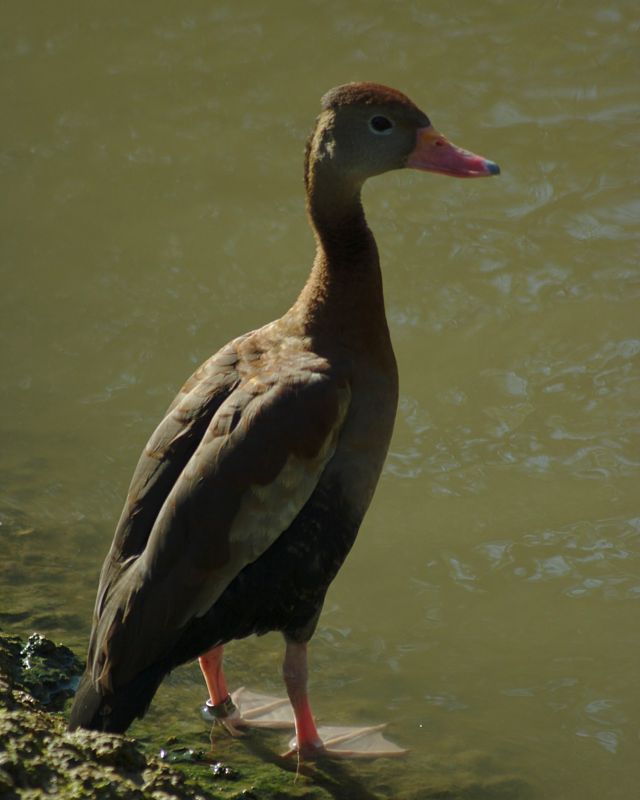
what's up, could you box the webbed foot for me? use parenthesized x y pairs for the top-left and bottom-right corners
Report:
(283, 723), (407, 759)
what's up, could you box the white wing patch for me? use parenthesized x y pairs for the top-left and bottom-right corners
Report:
(191, 387), (349, 619)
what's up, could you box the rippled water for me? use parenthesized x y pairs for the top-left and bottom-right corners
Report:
(2, 3), (639, 798)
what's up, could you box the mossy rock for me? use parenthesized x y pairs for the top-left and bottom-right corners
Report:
(0, 631), (83, 712)
(0, 631), (217, 799)
(0, 706), (216, 799)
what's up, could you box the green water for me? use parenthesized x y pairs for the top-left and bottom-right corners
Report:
(2, 3), (638, 798)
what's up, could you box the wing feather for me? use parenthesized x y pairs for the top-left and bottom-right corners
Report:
(91, 356), (350, 689)
(90, 340), (244, 646)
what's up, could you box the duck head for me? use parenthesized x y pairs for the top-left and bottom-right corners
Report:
(306, 82), (499, 189)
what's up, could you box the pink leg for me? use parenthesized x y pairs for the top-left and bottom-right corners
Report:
(199, 644), (230, 705)
(282, 641), (323, 756)
(199, 644), (244, 736)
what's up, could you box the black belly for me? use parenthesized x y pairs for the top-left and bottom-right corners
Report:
(168, 481), (361, 668)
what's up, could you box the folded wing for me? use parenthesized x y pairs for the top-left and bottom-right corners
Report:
(88, 340), (350, 691)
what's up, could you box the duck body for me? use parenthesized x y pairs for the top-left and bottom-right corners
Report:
(70, 83), (498, 748)
(71, 206), (398, 735)
(177, 303), (398, 651)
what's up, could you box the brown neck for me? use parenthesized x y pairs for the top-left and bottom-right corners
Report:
(290, 155), (389, 351)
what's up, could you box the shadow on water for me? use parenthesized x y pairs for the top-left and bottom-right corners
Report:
(138, 661), (536, 799)
(230, 734), (534, 800)
(243, 736), (382, 800)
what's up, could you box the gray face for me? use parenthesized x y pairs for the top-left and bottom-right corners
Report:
(313, 100), (431, 184)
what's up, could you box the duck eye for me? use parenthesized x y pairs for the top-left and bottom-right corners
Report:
(369, 115), (394, 135)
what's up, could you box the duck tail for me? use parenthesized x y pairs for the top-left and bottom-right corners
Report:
(67, 662), (166, 734)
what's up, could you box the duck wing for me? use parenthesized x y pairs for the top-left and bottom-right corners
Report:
(88, 339), (350, 692)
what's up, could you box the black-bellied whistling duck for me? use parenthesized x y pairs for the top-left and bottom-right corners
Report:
(69, 83), (499, 757)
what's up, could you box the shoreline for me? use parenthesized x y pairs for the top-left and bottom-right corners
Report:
(0, 629), (318, 799)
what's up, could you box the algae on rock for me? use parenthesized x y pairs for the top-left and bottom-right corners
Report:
(0, 631), (218, 800)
